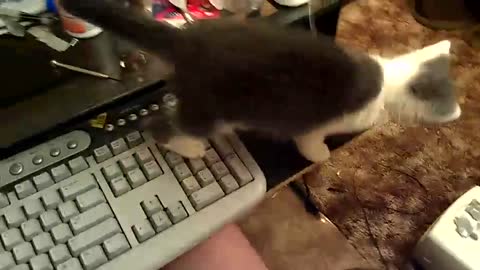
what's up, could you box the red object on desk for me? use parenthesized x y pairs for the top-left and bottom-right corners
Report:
(153, 0), (220, 22)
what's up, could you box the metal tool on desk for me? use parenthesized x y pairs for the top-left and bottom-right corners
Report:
(50, 60), (120, 81)
(169, 0), (195, 24)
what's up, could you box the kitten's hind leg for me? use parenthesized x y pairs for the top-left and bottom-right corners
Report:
(164, 135), (207, 159)
(294, 130), (330, 163)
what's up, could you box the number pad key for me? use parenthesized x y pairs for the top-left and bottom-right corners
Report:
(132, 220), (155, 243)
(109, 177), (131, 197)
(141, 198), (162, 217)
(119, 156), (138, 173)
(211, 162), (229, 179)
(181, 176), (201, 195)
(93, 145), (113, 163)
(225, 155), (253, 186)
(189, 182), (225, 211)
(165, 152), (183, 167)
(150, 211), (172, 233)
(203, 149), (220, 166)
(187, 158), (206, 174)
(102, 163), (122, 182)
(141, 161), (163, 180)
(219, 174), (239, 194)
(134, 149), (154, 165)
(166, 202), (188, 224)
(173, 163), (192, 181)
(196, 169), (215, 187)
(126, 169), (147, 189)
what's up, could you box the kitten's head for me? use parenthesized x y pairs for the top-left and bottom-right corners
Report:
(378, 40), (461, 125)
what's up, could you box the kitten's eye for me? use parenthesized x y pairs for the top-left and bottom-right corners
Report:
(410, 85), (420, 95)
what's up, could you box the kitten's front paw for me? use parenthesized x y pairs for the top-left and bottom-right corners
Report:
(296, 140), (331, 163)
(164, 135), (206, 159)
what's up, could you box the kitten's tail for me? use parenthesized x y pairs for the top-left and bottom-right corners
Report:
(59, 0), (179, 58)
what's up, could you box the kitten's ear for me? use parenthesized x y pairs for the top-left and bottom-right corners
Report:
(413, 40), (451, 62)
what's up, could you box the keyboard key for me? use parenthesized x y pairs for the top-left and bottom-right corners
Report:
(200, 139), (211, 149)
(173, 163), (192, 181)
(1, 228), (23, 250)
(0, 218), (7, 234)
(101, 163), (122, 182)
(225, 155), (253, 186)
(51, 164), (72, 182)
(0, 194), (9, 209)
(110, 138), (128, 155)
(57, 257), (82, 270)
(125, 131), (143, 148)
(165, 152), (183, 167)
(49, 244), (71, 266)
(23, 199), (44, 219)
(0, 252), (15, 270)
(12, 264), (29, 270)
(51, 224), (73, 244)
(132, 220), (155, 243)
(219, 174), (240, 194)
(39, 210), (61, 231)
(141, 160), (163, 180)
(141, 197), (162, 217)
(109, 176), (131, 197)
(58, 201), (79, 222)
(68, 218), (121, 256)
(20, 219), (42, 241)
(211, 162), (229, 179)
(196, 169), (215, 187)
(203, 149), (220, 166)
(32, 232), (54, 253)
(13, 241), (35, 264)
(181, 176), (201, 195)
(166, 202), (188, 224)
(187, 158), (206, 174)
(75, 188), (105, 212)
(119, 156), (138, 173)
(126, 169), (147, 188)
(67, 157), (89, 174)
(41, 190), (62, 210)
(189, 182), (225, 211)
(134, 148), (154, 165)
(29, 254), (53, 270)
(102, 234), (129, 259)
(150, 211), (172, 233)
(211, 136), (235, 158)
(80, 245), (107, 270)
(59, 174), (96, 201)
(4, 208), (26, 227)
(15, 180), (36, 199)
(93, 145), (113, 163)
(69, 203), (113, 235)
(33, 173), (54, 191)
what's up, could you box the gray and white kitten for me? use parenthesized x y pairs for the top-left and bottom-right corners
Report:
(61, 0), (461, 162)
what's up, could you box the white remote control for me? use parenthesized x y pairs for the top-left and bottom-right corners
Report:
(414, 186), (480, 270)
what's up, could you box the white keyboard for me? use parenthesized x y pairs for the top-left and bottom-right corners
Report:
(414, 186), (480, 270)
(0, 130), (266, 270)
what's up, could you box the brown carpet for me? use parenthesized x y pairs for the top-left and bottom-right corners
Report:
(294, 0), (480, 269)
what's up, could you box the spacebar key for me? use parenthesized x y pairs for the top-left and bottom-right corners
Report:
(189, 182), (225, 211)
(68, 218), (121, 256)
